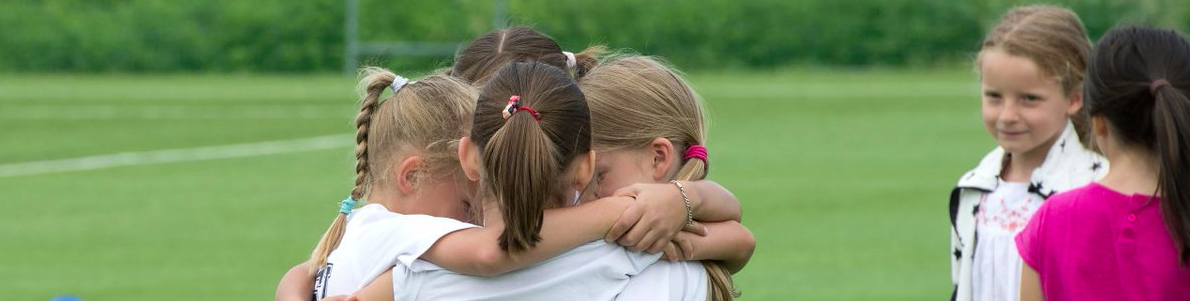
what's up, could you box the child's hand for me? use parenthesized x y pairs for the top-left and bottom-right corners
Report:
(663, 222), (708, 261)
(604, 183), (695, 253)
(318, 295), (356, 301)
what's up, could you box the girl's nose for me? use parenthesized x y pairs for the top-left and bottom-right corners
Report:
(998, 100), (1022, 123)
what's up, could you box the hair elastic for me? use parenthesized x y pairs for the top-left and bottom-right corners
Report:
(339, 197), (358, 214)
(684, 144), (708, 165)
(562, 51), (577, 70)
(1150, 79), (1170, 95)
(502, 95), (542, 121)
(390, 75), (410, 94)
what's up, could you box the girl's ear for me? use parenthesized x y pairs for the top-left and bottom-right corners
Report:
(1066, 87), (1084, 115)
(458, 137), (481, 181)
(395, 155), (423, 195)
(648, 137), (677, 181)
(572, 150), (596, 191)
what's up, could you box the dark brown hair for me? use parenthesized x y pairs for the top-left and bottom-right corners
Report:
(1085, 26), (1190, 264)
(307, 69), (477, 274)
(471, 61), (592, 253)
(452, 26), (603, 84)
(979, 5), (1093, 142)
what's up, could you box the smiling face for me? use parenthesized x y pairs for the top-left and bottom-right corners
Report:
(979, 49), (1081, 157)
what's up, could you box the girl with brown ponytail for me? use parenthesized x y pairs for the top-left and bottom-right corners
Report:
(1016, 26), (1190, 301)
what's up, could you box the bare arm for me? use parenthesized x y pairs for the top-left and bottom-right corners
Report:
(667, 221), (755, 273)
(606, 180), (743, 253)
(684, 180), (742, 222)
(1020, 264), (1044, 301)
(353, 270), (393, 301)
(275, 262), (314, 301)
(419, 196), (634, 276)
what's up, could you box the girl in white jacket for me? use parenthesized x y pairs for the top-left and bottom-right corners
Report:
(948, 5), (1108, 301)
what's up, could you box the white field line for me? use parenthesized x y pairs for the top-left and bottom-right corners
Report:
(0, 134), (351, 178)
(0, 104), (352, 120)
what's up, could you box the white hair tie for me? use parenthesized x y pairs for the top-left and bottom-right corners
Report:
(562, 51), (577, 70)
(390, 75), (410, 93)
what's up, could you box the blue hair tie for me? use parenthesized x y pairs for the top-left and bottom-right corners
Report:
(339, 197), (358, 214)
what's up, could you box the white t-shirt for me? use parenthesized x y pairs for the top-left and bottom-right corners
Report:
(972, 180), (1044, 301)
(312, 204), (478, 299)
(391, 241), (662, 301)
(617, 260), (708, 301)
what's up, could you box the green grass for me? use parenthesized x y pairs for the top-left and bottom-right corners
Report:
(0, 69), (994, 300)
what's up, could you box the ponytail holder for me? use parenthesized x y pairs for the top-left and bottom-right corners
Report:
(684, 144), (708, 165)
(502, 95), (542, 121)
(390, 75), (410, 94)
(561, 52), (575, 70)
(562, 51), (577, 70)
(1150, 79), (1170, 95)
(339, 197), (358, 214)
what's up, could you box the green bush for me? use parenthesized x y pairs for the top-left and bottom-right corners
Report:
(0, 0), (1176, 72)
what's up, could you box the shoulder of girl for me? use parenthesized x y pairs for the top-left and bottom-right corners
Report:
(955, 147), (1005, 187)
(1041, 184), (1102, 214)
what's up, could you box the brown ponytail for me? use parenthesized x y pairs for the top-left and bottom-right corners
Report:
(307, 69), (392, 274)
(1152, 83), (1190, 263)
(471, 62), (592, 254)
(1085, 26), (1190, 264)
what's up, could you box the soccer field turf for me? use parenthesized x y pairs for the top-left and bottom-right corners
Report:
(0, 70), (992, 300)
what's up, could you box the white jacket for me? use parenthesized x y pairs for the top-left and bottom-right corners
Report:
(948, 122), (1107, 301)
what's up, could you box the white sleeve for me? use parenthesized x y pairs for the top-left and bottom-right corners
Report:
(352, 213), (478, 269)
(624, 249), (663, 276)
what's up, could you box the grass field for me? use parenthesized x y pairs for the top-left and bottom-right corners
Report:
(0, 69), (993, 300)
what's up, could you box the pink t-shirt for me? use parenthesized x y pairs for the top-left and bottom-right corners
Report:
(1015, 182), (1190, 301)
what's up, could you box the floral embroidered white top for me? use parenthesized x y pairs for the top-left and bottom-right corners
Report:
(971, 180), (1044, 301)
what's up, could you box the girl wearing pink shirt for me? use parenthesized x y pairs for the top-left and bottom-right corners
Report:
(1016, 26), (1190, 301)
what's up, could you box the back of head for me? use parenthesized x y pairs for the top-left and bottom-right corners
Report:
(579, 56), (708, 180)
(471, 61), (592, 253)
(1084, 26), (1190, 264)
(980, 4), (1093, 140)
(363, 71), (478, 186)
(452, 26), (604, 84)
(307, 68), (477, 273)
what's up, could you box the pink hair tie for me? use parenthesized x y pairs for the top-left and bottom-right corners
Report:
(502, 95), (541, 121)
(684, 144), (708, 165)
(1150, 79), (1170, 95)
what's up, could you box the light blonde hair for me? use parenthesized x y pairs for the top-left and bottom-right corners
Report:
(978, 4), (1093, 141)
(307, 68), (477, 274)
(579, 56), (737, 300)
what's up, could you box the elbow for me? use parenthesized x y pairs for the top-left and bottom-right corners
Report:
(729, 226), (756, 273)
(469, 246), (512, 276)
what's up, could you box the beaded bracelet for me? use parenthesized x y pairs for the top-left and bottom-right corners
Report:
(670, 180), (694, 227)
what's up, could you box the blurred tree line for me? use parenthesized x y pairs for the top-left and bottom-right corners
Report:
(0, 0), (1182, 73)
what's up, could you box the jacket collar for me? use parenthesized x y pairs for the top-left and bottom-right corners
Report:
(956, 121), (1099, 194)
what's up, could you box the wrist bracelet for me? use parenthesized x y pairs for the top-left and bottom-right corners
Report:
(670, 180), (694, 227)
